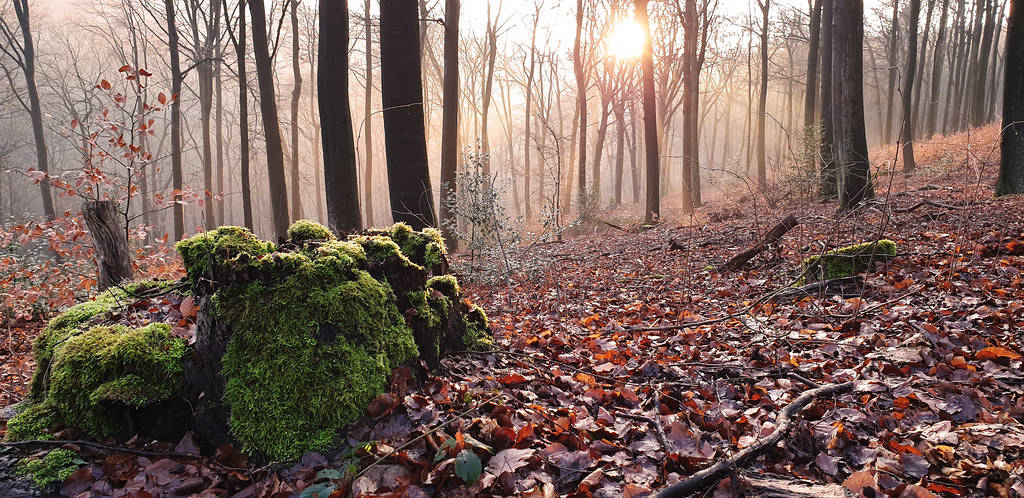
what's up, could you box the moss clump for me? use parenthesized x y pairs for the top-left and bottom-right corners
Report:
(351, 235), (420, 270)
(801, 239), (898, 282)
(5, 402), (58, 441)
(40, 323), (187, 438)
(427, 275), (461, 298)
(175, 226), (275, 289)
(288, 219), (337, 244)
(370, 223), (448, 270)
(16, 449), (84, 489)
(462, 305), (492, 351)
(209, 247), (418, 460)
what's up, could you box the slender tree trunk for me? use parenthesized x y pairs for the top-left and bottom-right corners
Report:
(380, 0), (436, 229)
(319, 0), (362, 232)
(912, 0), (936, 135)
(480, 4), (498, 175)
(439, 0), (460, 249)
(197, 22), (216, 231)
(290, 0), (303, 220)
(682, 0), (700, 210)
(310, 28), (323, 222)
(628, 102), (640, 203)
(523, 14), (537, 222)
(833, 0), (873, 209)
(232, 0), (253, 230)
(756, 0), (770, 186)
(249, 0), (291, 239)
(986, 0), (1008, 120)
(215, 41), (225, 226)
(902, 0), (921, 174)
(820, 0), (836, 196)
(592, 98), (610, 205)
(926, 0), (951, 137)
(944, 1), (968, 133)
(574, 0), (588, 212)
(959, 0), (985, 131)
(363, 0), (374, 226)
(996, 0), (1024, 195)
(884, 0), (901, 143)
(165, 0), (185, 239)
(637, 0), (659, 222)
(972, 0), (997, 127)
(804, 0), (823, 129)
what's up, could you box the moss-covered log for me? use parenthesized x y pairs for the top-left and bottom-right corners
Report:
(800, 239), (898, 282)
(8, 221), (489, 462)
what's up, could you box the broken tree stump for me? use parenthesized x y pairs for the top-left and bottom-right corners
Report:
(723, 215), (798, 271)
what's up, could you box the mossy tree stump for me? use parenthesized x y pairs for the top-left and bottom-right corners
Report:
(9, 221), (489, 462)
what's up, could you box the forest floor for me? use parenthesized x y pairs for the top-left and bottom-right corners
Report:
(2, 124), (1024, 497)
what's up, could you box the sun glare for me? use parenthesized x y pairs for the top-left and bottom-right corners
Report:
(607, 17), (645, 59)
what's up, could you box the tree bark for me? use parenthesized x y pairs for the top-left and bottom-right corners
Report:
(380, 0), (437, 230)
(804, 0), (823, 130)
(164, 0), (185, 239)
(637, 0), (660, 223)
(574, 0), (589, 213)
(756, 0), (770, 187)
(248, 0), (291, 240)
(523, 11), (538, 222)
(900, 0), (921, 174)
(884, 0), (900, 144)
(439, 0), (460, 250)
(83, 200), (132, 290)
(926, 0), (951, 137)
(832, 0), (873, 209)
(215, 39), (225, 226)
(363, 0), (374, 227)
(319, 0), (362, 232)
(911, 0), (936, 136)
(480, 4), (498, 176)
(290, 0), (303, 220)
(996, 0), (1024, 196)
(682, 0), (701, 210)
(230, 0), (254, 231)
(971, 0), (997, 127)
(723, 215), (798, 270)
(819, 0), (836, 196)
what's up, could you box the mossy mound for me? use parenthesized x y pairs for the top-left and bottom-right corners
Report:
(801, 239), (898, 282)
(177, 221), (488, 460)
(9, 281), (187, 442)
(15, 449), (84, 489)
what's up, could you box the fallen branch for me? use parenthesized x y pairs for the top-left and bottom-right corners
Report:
(892, 199), (964, 213)
(654, 380), (855, 498)
(770, 276), (865, 301)
(0, 439), (197, 459)
(616, 391), (671, 454)
(723, 215), (798, 271)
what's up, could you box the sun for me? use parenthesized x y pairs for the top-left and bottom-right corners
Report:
(606, 17), (645, 59)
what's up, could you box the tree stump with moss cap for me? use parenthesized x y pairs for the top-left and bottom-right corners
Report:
(8, 221), (490, 463)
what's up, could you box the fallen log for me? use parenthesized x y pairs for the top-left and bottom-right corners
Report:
(723, 215), (798, 271)
(770, 276), (865, 301)
(655, 380), (855, 498)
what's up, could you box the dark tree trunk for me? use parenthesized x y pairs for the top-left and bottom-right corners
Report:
(290, 0), (303, 220)
(613, 102), (625, 207)
(637, 0), (659, 222)
(592, 99), (610, 205)
(819, 0), (836, 196)
(231, 0), (254, 231)
(215, 41), (225, 226)
(575, 0), (588, 212)
(804, 0), (823, 129)
(523, 12), (537, 222)
(629, 102), (640, 204)
(248, 0), (291, 239)
(165, 0), (185, 240)
(682, 0), (701, 209)
(944, 0), (968, 133)
(996, 0), (1024, 195)
(480, 6), (498, 176)
(363, 0), (374, 227)
(912, 0), (936, 135)
(926, 0), (951, 137)
(986, 0), (1008, 121)
(901, 0), (921, 174)
(380, 0), (436, 229)
(197, 4), (218, 232)
(83, 200), (132, 290)
(319, 0), (362, 232)
(884, 0), (901, 144)
(959, 0), (986, 131)
(756, 0), (770, 186)
(971, 0), (997, 127)
(833, 0), (873, 209)
(440, 0), (460, 249)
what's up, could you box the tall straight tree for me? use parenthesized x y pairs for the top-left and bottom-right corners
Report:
(574, 0), (589, 212)
(249, 0), (291, 239)
(0, 0), (56, 221)
(223, 0), (253, 230)
(637, 0), (659, 222)
(819, 0), (836, 196)
(832, 0), (873, 209)
(363, 0), (374, 226)
(883, 0), (900, 143)
(380, 0), (436, 229)
(926, 0), (951, 137)
(756, 0), (769, 186)
(971, 0), (997, 127)
(803, 0), (823, 156)
(439, 0), (460, 249)
(901, 0), (921, 173)
(996, 0), (1023, 195)
(522, 3), (539, 221)
(290, 0), (303, 220)
(319, 0), (361, 232)
(165, 0), (185, 239)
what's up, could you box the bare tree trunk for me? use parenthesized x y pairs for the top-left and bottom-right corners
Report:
(756, 0), (770, 186)
(884, 0), (900, 144)
(926, 0), (951, 137)
(971, 0), (996, 127)
(629, 101), (640, 203)
(682, 0), (701, 210)
(249, 0), (291, 239)
(215, 40), (225, 226)
(363, 0), (374, 227)
(164, 0), (185, 239)
(912, 0), (936, 136)
(319, 0), (362, 232)
(819, 0), (836, 196)
(290, 0), (303, 220)
(574, 0), (588, 212)
(986, 0), (1008, 121)
(309, 21), (323, 222)
(943, 1), (968, 133)
(613, 101), (625, 207)
(228, 0), (254, 231)
(996, 0), (1024, 195)
(592, 98), (610, 205)
(901, 0), (921, 174)
(637, 0), (659, 222)
(84, 200), (132, 290)
(439, 0), (460, 249)
(380, 0), (436, 229)
(833, 0), (873, 209)
(804, 0), (823, 129)
(523, 10), (538, 222)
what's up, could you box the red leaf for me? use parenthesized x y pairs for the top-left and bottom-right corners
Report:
(157, 92), (167, 105)
(100, 79), (112, 90)
(118, 64), (132, 72)
(497, 373), (527, 385)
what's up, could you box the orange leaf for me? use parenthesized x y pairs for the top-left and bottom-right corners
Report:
(976, 346), (1022, 361)
(100, 79), (112, 90)
(497, 373), (527, 385)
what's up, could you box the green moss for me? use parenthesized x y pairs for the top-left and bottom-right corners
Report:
(426, 275), (461, 298)
(176, 226), (275, 289)
(288, 220), (336, 244)
(15, 449), (83, 489)
(213, 246), (419, 460)
(351, 235), (421, 270)
(370, 223), (447, 270)
(461, 305), (492, 351)
(801, 239), (898, 282)
(5, 402), (57, 441)
(38, 323), (187, 438)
